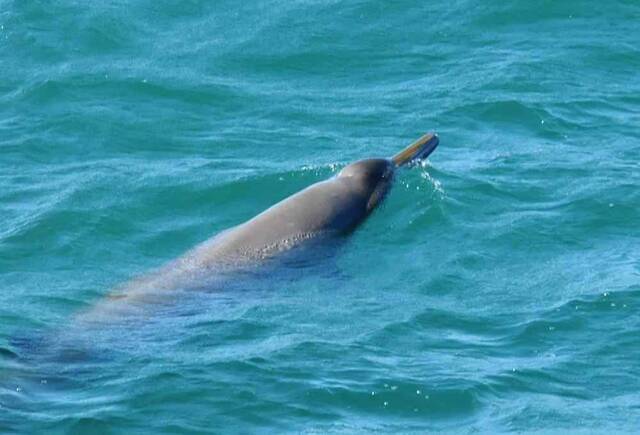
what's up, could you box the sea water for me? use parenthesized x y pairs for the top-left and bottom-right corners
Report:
(1, 1), (639, 432)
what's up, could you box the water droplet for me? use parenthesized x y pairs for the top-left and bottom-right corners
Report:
(416, 389), (421, 395)
(383, 401), (388, 407)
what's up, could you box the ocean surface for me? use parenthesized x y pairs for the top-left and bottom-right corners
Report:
(1, 0), (639, 432)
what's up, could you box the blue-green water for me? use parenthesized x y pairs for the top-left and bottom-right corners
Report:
(2, 0), (639, 432)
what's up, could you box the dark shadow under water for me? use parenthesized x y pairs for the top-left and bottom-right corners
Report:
(0, 235), (350, 430)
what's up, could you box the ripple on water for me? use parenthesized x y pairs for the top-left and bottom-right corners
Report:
(2, 0), (640, 432)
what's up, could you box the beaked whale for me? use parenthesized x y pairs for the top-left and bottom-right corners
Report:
(78, 133), (439, 322)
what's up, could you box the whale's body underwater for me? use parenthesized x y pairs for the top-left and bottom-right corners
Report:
(77, 133), (439, 322)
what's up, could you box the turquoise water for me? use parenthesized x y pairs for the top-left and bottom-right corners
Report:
(2, 0), (640, 432)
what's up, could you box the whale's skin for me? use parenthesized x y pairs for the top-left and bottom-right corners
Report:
(76, 158), (395, 321)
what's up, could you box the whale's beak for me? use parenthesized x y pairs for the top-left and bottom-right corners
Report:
(391, 133), (439, 167)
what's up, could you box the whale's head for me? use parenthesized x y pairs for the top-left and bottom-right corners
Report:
(336, 133), (439, 215)
(338, 158), (395, 213)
